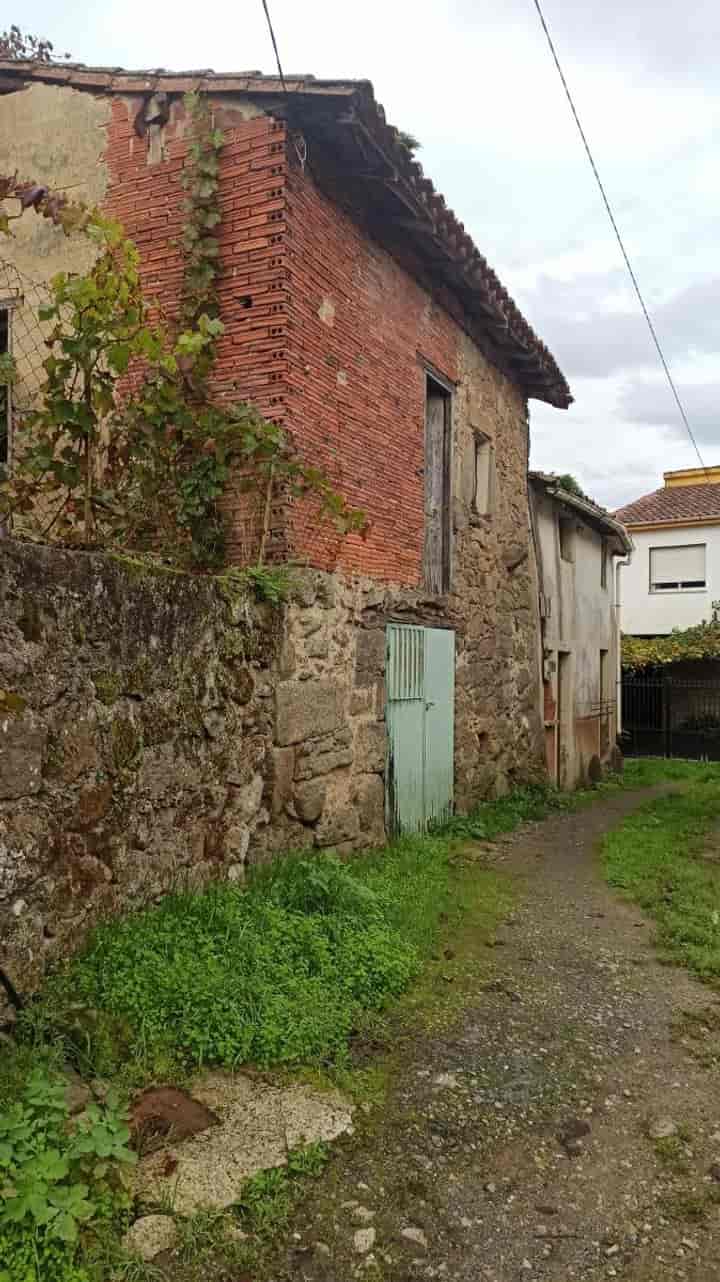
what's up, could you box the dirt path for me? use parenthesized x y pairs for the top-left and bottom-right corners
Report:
(263, 786), (720, 1282)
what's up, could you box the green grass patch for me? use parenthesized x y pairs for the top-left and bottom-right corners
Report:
(9, 763), (703, 1097)
(621, 758), (720, 787)
(17, 837), (465, 1083)
(602, 772), (720, 980)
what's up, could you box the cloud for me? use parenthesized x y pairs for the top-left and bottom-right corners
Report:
(621, 379), (720, 455)
(519, 275), (720, 380)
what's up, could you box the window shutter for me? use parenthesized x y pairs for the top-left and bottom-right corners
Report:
(650, 544), (705, 586)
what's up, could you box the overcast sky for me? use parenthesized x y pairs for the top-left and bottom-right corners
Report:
(16, 0), (720, 508)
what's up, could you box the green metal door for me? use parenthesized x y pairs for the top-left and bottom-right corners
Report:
(386, 624), (455, 835)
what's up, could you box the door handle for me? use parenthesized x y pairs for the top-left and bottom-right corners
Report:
(425, 701), (435, 710)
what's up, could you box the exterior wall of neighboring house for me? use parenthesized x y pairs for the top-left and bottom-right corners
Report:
(0, 72), (564, 868)
(531, 483), (624, 788)
(620, 524), (720, 635)
(0, 85), (111, 443)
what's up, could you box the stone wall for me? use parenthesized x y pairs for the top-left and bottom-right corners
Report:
(1, 533), (544, 1012)
(0, 540), (277, 1009)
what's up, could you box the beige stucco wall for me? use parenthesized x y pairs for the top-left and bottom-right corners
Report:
(0, 83), (110, 419)
(533, 488), (620, 787)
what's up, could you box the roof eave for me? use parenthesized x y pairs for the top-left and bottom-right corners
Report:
(0, 60), (571, 406)
(530, 474), (633, 553)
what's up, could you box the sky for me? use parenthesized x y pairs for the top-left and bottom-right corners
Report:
(15, 0), (720, 509)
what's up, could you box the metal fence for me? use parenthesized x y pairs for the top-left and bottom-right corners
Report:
(621, 674), (720, 761)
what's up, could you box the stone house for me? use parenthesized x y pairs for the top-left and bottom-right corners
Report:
(0, 60), (572, 979)
(529, 473), (632, 788)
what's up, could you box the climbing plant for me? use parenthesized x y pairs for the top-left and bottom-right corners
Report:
(0, 92), (367, 568)
(180, 92), (224, 328)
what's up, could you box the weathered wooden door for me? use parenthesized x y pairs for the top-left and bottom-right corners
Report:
(386, 624), (455, 835)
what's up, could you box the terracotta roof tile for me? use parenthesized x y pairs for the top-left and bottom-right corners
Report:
(0, 60), (571, 409)
(614, 483), (720, 526)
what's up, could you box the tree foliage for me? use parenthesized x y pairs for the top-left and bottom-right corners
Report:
(622, 616), (720, 671)
(555, 473), (587, 500)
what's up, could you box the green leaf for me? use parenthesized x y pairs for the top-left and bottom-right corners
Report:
(52, 1210), (79, 1243)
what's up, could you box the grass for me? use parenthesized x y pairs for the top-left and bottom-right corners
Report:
(4, 763), (703, 1101)
(602, 765), (720, 980)
(653, 1135), (691, 1173)
(17, 838), (449, 1083)
(11, 781), (581, 1090)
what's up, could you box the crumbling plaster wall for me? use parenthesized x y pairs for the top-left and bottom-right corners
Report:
(0, 84), (109, 414)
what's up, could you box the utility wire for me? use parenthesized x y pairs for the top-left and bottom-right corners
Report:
(531, 0), (708, 473)
(260, 0), (288, 95)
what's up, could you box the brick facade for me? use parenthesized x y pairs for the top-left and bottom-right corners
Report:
(100, 97), (502, 585)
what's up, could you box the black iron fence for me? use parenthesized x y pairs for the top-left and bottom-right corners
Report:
(621, 674), (720, 761)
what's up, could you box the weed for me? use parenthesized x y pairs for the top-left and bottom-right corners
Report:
(0, 1039), (66, 1112)
(0, 1068), (135, 1282)
(218, 563), (296, 606)
(653, 1136), (691, 1173)
(175, 1208), (241, 1263)
(232, 1142), (329, 1239)
(660, 1188), (718, 1221)
(435, 783), (574, 841)
(26, 839), (454, 1079)
(286, 1140), (329, 1179)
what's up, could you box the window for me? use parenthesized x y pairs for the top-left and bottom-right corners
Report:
(650, 544), (706, 592)
(559, 516), (575, 563)
(423, 373), (452, 593)
(0, 307), (10, 479)
(600, 538), (608, 589)
(473, 432), (495, 516)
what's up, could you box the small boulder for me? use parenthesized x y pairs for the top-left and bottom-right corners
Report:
(354, 1227), (376, 1254)
(648, 1116), (678, 1140)
(401, 1226), (428, 1249)
(122, 1214), (178, 1261)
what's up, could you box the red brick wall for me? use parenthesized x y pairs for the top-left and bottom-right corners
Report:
(103, 99), (290, 563)
(283, 162), (462, 585)
(102, 102), (473, 580)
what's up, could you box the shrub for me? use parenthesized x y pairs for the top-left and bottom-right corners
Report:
(0, 1070), (136, 1282)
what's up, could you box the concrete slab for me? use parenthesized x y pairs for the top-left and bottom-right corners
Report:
(134, 1070), (353, 1215)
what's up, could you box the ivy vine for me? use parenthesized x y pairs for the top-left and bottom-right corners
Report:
(0, 92), (367, 571)
(180, 93), (223, 329)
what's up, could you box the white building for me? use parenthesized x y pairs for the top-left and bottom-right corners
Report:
(529, 474), (632, 788)
(615, 466), (720, 636)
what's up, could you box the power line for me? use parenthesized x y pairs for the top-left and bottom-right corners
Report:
(531, 0), (708, 473)
(260, 0), (288, 95)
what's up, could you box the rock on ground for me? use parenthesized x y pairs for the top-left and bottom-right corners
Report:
(122, 1214), (178, 1261)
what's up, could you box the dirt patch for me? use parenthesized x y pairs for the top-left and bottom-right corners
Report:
(131, 1086), (218, 1149)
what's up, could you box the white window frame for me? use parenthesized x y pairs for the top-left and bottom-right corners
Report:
(649, 543), (706, 594)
